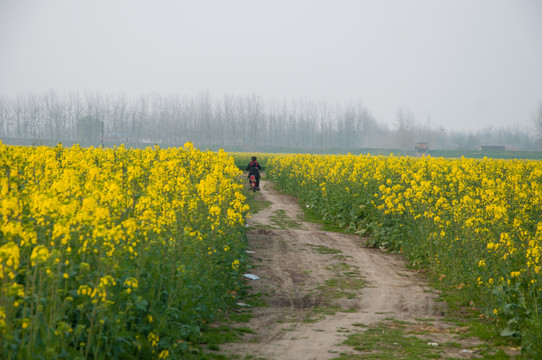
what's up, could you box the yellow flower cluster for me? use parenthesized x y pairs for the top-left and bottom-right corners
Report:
(123, 277), (138, 294)
(0, 142), (249, 357)
(0, 241), (19, 279)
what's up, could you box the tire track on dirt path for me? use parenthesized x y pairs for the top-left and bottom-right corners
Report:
(216, 180), (485, 360)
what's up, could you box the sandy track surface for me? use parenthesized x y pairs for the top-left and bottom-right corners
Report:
(216, 180), (489, 359)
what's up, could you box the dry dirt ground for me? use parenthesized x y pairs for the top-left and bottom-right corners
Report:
(213, 180), (515, 360)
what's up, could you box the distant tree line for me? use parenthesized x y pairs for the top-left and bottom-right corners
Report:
(0, 91), (539, 152)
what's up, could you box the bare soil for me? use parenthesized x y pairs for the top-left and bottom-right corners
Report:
(214, 180), (515, 359)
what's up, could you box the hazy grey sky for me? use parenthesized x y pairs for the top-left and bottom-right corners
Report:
(1, 0), (541, 131)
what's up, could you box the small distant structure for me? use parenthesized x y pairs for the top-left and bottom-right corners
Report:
(479, 145), (505, 152)
(141, 138), (163, 144)
(415, 142), (429, 155)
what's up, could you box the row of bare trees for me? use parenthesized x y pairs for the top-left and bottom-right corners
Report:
(0, 91), (539, 152)
(0, 91), (387, 149)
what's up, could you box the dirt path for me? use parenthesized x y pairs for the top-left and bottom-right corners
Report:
(216, 180), (497, 359)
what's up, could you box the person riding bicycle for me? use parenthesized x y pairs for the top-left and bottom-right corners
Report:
(246, 156), (262, 190)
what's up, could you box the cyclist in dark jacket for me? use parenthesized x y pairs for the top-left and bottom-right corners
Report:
(246, 156), (262, 190)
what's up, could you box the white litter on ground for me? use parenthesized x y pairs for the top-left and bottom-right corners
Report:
(243, 274), (260, 280)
